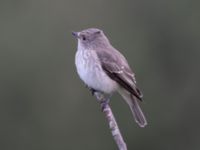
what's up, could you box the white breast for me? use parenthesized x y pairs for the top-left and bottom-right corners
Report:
(75, 48), (118, 94)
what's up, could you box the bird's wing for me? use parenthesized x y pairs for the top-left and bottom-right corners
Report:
(96, 49), (143, 101)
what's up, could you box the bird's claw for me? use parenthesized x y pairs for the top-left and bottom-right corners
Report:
(85, 86), (110, 111)
(90, 88), (96, 96)
(85, 85), (97, 96)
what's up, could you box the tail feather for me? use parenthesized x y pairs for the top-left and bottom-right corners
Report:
(130, 96), (147, 127)
(118, 89), (147, 127)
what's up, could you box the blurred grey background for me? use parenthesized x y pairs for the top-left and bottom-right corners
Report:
(0, 0), (200, 150)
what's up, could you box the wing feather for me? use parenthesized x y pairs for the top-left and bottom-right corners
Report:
(96, 49), (143, 101)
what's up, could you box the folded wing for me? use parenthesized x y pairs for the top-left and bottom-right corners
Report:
(96, 49), (143, 101)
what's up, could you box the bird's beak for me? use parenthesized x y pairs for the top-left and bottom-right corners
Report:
(72, 31), (79, 39)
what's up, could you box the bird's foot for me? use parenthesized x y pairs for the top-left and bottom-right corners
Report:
(85, 85), (97, 96)
(90, 88), (97, 96)
(86, 87), (110, 111)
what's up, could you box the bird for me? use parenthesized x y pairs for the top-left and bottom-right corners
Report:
(72, 28), (147, 127)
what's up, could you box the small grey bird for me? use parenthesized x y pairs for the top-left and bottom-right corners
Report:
(72, 28), (147, 127)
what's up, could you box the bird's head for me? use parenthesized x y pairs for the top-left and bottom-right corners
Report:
(72, 28), (110, 49)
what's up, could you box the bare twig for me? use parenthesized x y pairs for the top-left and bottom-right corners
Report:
(94, 92), (127, 150)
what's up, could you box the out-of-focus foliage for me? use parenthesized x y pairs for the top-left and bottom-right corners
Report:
(0, 0), (200, 150)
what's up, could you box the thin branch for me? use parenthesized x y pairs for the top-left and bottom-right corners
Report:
(94, 92), (127, 150)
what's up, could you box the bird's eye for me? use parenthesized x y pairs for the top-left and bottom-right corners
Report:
(82, 35), (86, 41)
(96, 31), (101, 34)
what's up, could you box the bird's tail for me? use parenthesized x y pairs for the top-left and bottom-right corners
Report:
(118, 89), (147, 127)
